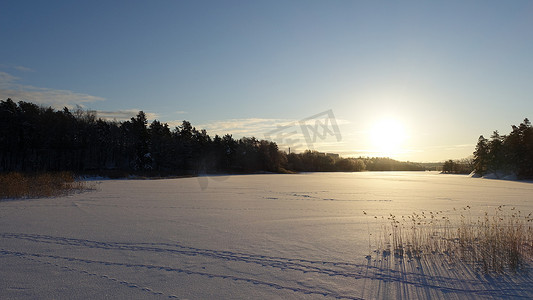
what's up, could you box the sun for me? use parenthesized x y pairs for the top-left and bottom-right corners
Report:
(369, 118), (408, 157)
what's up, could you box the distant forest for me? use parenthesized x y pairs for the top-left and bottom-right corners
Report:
(472, 118), (533, 179)
(0, 99), (425, 176)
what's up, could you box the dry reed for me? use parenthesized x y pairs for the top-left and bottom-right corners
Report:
(0, 172), (93, 200)
(367, 206), (533, 274)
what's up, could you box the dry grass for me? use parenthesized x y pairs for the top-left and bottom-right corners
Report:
(367, 206), (533, 274)
(0, 172), (94, 200)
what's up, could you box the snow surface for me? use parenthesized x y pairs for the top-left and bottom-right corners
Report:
(1, 172), (533, 299)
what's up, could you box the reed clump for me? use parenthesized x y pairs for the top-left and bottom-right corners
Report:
(368, 206), (533, 274)
(0, 172), (93, 200)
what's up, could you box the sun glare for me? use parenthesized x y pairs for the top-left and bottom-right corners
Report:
(370, 118), (408, 157)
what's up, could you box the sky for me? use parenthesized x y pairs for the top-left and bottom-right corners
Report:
(1, 1), (532, 162)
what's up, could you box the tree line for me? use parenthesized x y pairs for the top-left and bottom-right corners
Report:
(0, 99), (425, 175)
(441, 158), (474, 174)
(286, 153), (424, 172)
(472, 118), (533, 179)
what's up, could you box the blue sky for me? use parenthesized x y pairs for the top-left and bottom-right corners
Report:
(1, 1), (532, 161)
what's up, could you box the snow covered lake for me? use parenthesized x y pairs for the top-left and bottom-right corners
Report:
(1, 172), (533, 299)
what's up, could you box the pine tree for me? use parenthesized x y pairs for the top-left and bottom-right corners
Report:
(473, 135), (489, 175)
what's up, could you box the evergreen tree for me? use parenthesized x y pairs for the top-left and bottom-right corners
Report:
(487, 131), (505, 172)
(473, 135), (489, 175)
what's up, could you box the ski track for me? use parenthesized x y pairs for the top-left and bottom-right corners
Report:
(0, 248), (361, 300)
(2, 232), (532, 299)
(1, 233), (364, 299)
(3, 251), (180, 299)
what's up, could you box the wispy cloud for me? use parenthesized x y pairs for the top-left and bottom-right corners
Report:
(421, 144), (476, 152)
(0, 71), (18, 84)
(195, 113), (350, 137)
(192, 113), (350, 154)
(97, 110), (158, 122)
(0, 70), (104, 108)
(444, 144), (475, 150)
(13, 65), (35, 72)
(0, 64), (34, 72)
(195, 118), (293, 137)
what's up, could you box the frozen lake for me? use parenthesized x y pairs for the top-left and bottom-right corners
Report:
(1, 172), (533, 299)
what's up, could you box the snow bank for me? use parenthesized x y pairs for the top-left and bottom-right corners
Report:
(482, 171), (519, 181)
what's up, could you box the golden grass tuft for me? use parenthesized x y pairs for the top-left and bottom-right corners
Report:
(367, 206), (533, 274)
(0, 172), (94, 200)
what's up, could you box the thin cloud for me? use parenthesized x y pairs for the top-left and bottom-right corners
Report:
(0, 71), (18, 84)
(13, 65), (35, 72)
(97, 110), (158, 122)
(444, 144), (475, 151)
(422, 144), (475, 151)
(0, 70), (104, 108)
(194, 115), (349, 154)
(195, 112), (350, 138)
(196, 118), (292, 137)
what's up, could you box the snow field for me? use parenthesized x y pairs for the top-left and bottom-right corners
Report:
(1, 172), (532, 299)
